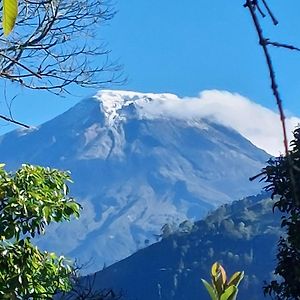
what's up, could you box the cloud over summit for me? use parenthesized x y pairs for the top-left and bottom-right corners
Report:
(136, 90), (300, 156)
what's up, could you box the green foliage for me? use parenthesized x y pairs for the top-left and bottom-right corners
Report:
(201, 262), (244, 300)
(0, 164), (81, 299)
(255, 127), (300, 299)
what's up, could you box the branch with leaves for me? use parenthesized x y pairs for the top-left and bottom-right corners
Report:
(254, 127), (300, 299)
(0, 164), (81, 299)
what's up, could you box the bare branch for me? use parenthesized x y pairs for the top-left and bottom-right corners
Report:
(244, 0), (300, 207)
(261, 0), (278, 25)
(0, 114), (30, 128)
(0, 52), (42, 78)
(0, 0), (123, 94)
(244, 0), (289, 156)
(265, 40), (300, 52)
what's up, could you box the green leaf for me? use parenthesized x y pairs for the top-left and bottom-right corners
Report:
(220, 286), (238, 300)
(201, 279), (218, 300)
(67, 202), (80, 212)
(3, 0), (18, 36)
(211, 262), (219, 277)
(228, 271), (244, 288)
(211, 262), (226, 295)
(42, 206), (51, 223)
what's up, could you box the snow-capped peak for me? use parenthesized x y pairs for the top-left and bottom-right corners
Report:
(94, 90), (180, 126)
(94, 89), (300, 156)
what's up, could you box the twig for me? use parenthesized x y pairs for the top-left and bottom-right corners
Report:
(261, 0), (278, 25)
(265, 40), (300, 52)
(244, 0), (289, 155)
(0, 114), (30, 128)
(256, 2), (266, 18)
(0, 52), (42, 79)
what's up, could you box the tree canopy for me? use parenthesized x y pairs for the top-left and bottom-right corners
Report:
(254, 127), (300, 299)
(0, 164), (81, 299)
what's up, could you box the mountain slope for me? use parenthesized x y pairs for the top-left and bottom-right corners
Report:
(0, 90), (269, 273)
(89, 194), (281, 300)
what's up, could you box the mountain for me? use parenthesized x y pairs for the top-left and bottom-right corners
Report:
(86, 194), (281, 300)
(0, 90), (269, 273)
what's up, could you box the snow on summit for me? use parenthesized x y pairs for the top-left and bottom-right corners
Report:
(94, 90), (179, 126)
(95, 89), (300, 156)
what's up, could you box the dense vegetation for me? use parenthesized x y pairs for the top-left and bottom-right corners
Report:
(85, 193), (280, 300)
(255, 127), (300, 299)
(0, 165), (81, 298)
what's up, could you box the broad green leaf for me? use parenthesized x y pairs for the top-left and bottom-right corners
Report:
(220, 286), (238, 300)
(66, 202), (80, 213)
(201, 279), (218, 300)
(3, 0), (18, 36)
(228, 271), (244, 288)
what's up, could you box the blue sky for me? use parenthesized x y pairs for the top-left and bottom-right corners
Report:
(1, 0), (300, 134)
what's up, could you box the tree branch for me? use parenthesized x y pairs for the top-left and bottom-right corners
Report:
(265, 40), (300, 52)
(0, 114), (30, 128)
(244, 0), (289, 156)
(0, 0), (122, 93)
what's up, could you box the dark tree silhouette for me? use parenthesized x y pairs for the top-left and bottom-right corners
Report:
(253, 127), (300, 299)
(58, 272), (123, 300)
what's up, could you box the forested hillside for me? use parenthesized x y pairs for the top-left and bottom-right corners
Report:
(88, 193), (281, 300)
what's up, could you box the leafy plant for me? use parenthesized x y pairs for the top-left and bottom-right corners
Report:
(253, 127), (300, 299)
(201, 262), (244, 300)
(0, 164), (81, 299)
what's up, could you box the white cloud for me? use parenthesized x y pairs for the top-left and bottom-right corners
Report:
(138, 90), (300, 156)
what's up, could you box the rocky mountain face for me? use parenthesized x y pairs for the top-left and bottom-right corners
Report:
(0, 90), (269, 273)
(87, 194), (281, 300)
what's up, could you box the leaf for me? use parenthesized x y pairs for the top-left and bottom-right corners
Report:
(228, 271), (244, 288)
(3, 0), (18, 35)
(211, 262), (227, 294)
(201, 279), (218, 300)
(219, 264), (227, 285)
(66, 202), (80, 213)
(211, 262), (219, 277)
(211, 262), (227, 283)
(42, 206), (51, 223)
(220, 286), (238, 300)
